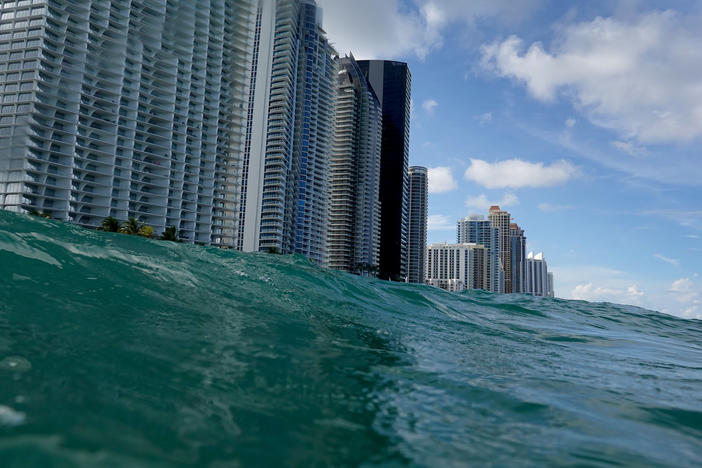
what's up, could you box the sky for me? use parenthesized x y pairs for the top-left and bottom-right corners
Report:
(317, 0), (702, 319)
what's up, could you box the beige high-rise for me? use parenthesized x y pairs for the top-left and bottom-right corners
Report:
(488, 205), (511, 293)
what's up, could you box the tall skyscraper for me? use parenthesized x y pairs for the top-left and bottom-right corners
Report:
(328, 55), (382, 274)
(357, 60), (411, 281)
(0, 0), (256, 244)
(426, 242), (487, 292)
(457, 215), (500, 292)
(407, 166), (427, 283)
(488, 205), (511, 293)
(237, 0), (335, 265)
(509, 223), (526, 294)
(525, 251), (551, 297)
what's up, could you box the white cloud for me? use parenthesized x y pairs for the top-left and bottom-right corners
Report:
(465, 193), (519, 212)
(481, 11), (702, 143)
(538, 203), (574, 213)
(653, 253), (680, 267)
(464, 158), (577, 189)
(571, 283), (645, 305)
(427, 214), (456, 231)
(669, 278), (701, 319)
(422, 99), (439, 116)
(688, 234), (700, 239)
(611, 140), (647, 157)
(427, 166), (457, 193)
(477, 112), (493, 125)
(565, 118), (576, 128)
(318, 0), (543, 60)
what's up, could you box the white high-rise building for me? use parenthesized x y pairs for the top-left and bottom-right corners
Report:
(426, 242), (487, 292)
(525, 251), (552, 297)
(0, 0), (256, 244)
(238, 0), (336, 265)
(457, 215), (500, 292)
(328, 55), (382, 274)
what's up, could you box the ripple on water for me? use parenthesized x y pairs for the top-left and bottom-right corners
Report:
(0, 406), (26, 426)
(0, 356), (32, 372)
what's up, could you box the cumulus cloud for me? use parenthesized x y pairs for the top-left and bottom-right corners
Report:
(427, 166), (457, 193)
(480, 11), (702, 143)
(318, 0), (542, 60)
(669, 277), (701, 319)
(465, 193), (519, 211)
(571, 283), (645, 305)
(422, 99), (439, 116)
(538, 203), (573, 213)
(464, 158), (577, 189)
(653, 253), (680, 267)
(427, 214), (456, 231)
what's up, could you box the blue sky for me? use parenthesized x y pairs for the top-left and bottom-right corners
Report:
(317, 0), (702, 319)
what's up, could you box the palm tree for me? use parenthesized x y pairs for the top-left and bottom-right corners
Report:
(138, 225), (154, 238)
(99, 216), (120, 232)
(161, 225), (179, 242)
(119, 217), (142, 235)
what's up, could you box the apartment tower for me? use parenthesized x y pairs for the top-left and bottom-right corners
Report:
(426, 242), (487, 292)
(407, 165), (427, 283)
(525, 251), (551, 297)
(357, 60), (411, 281)
(457, 215), (500, 292)
(238, 0), (335, 265)
(328, 55), (382, 274)
(488, 205), (511, 293)
(0, 0), (256, 245)
(509, 223), (526, 293)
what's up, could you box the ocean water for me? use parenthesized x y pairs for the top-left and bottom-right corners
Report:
(1, 210), (701, 467)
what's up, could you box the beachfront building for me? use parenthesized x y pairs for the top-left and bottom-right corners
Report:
(510, 223), (526, 293)
(0, 0), (256, 245)
(407, 165), (427, 283)
(357, 60), (411, 281)
(328, 55), (382, 274)
(547, 272), (555, 298)
(426, 242), (487, 292)
(525, 251), (551, 297)
(457, 215), (500, 292)
(488, 205), (511, 293)
(237, 0), (335, 265)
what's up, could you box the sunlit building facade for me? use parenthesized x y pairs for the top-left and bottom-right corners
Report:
(426, 242), (487, 292)
(457, 214), (500, 292)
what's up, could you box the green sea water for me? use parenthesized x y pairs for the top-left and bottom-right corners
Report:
(1, 210), (701, 467)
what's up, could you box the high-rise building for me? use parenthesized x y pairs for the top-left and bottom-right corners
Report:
(407, 166), (427, 283)
(547, 272), (554, 298)
(525, 251), (551, 297)
(357, 60), (411, 281)
(509, 223), (526, 294)
(0, 0), (256, 245)
(238, 0), (336, 265)
(457, 215), (500, 292)
(488, 205), (511, 293)
(328, 55), (382, 274)
(426, 242), (487, 292)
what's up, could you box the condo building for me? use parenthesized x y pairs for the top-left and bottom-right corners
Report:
(525, 251), (552, 297)
(239, 0), (336, 265)
(357, 59), (411, 281)
(488, 205), (511, 293)
(457, 215), (500, 292)
(426, 242), (487, 292)
(510, 223), (526, 294)
(0, 0), (256, 245)
(328, 55), (382, 274)
(407, 165), (427, 283)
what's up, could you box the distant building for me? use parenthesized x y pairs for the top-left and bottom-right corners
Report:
(488, 206), (511, 293)
(328, 55), (382, 274)
(525, 251), (551, 297)
(457, 215), (500, 292)
(357, 60), (411, 281)
(407, 166), (428, 283)
(0, 0), (256, 245)
(510, 223), (526, 293)
(547, 272), (555, 298)
(239, 0), (336, 265)
(426, 242), (487, 292)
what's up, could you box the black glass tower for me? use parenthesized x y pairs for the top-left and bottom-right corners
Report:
(357, 60), (411, 281)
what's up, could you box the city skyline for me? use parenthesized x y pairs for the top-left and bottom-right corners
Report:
(318, 0), (702, 319)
